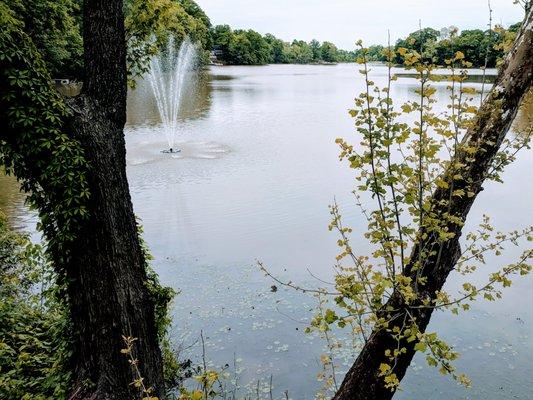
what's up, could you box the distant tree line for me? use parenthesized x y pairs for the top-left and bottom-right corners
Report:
(209, 23), (521, 67)
(24, 0), (522, 75)
(210, 25), (355, 65)
(357, 24), (522, 67)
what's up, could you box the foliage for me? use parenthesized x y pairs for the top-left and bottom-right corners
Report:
(210, 21), (518, 67)
(211, 26), (348, 65)
(264, 33), (288, 63)
(125, 0), (212, 83)
(323, 41), (531, 392)
(6, 0), (82, 78)
(285, 40), (314, 64)
(0, 2), (191, 395)
(0, 0), (90, 267)
(3, 0), (212, 82)
(352, 45), (387, 62)
(391, 24), (515, 67)
(263, 38), (532, 396)
(493, 22), (521, 66)
(177, 0), (212, 33)
(394, 27), (440, 62)
(122, 336), (161, 400)
(0, 213), (72, 399)
(346, 22), (520, 67)
(310, 39), (322, 61)
(226, 30), (272, 65)
(0, 210), (185, 400)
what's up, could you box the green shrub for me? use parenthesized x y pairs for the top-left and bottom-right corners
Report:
(0, 213), (72, 399)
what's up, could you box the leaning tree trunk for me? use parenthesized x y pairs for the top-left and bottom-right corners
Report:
(333, 7), (532, 400)
(64, 0), (165, 398)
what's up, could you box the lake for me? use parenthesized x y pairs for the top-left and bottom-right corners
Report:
(1, 63), (532, 399)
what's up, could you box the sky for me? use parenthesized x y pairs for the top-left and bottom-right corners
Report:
(194, 0), (524, 49)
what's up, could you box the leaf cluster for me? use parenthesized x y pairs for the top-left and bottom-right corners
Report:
(0, 1), (90, 268)
(301, 40), (532, 392)
(0, 213), (72, 399)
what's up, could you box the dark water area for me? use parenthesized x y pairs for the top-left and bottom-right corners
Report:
(0, 173), (37, 232)
(1, 64), (532, 399)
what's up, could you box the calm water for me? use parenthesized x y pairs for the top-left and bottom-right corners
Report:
(1, 64), (532, 399)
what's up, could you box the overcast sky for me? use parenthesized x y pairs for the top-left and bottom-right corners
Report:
(195, 0), (524, 49)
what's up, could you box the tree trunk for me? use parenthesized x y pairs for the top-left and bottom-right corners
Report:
(63, 0), (165, 398)
(334, 8), (532, 400)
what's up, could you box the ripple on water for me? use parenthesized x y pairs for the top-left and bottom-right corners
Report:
(126, 138), (231, 166)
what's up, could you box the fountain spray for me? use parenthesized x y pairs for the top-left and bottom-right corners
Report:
(148, 37), (198, 153)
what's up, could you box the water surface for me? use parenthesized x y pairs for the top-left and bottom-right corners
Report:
(124, 64), (533, 399)
(2, 64), (532, 399)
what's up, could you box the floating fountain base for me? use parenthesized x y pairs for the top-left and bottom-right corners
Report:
(161, 148), (181, 154)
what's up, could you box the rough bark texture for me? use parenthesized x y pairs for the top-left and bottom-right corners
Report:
(64, 1), (165, 398)
(333, 8), (532, 400)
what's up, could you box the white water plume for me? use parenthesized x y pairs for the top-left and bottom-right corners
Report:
(148, 37), (198, 151)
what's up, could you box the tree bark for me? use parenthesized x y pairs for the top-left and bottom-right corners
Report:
(63, 1), (165, 398)
(334, 7), (532, 400)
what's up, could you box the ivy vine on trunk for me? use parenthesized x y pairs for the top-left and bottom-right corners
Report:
(1, 0), (166, 398)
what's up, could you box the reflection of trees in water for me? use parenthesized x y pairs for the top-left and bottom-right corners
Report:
(0, 172), (30, 228)
(0, 173), (22, 210)
(126, 70), (213, 126)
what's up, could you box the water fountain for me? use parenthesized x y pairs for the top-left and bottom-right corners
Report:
(148, 37), (198, 153)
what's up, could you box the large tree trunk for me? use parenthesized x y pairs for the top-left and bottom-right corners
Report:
(334, 7), (532, 400)
(63, 0), (165, 398)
